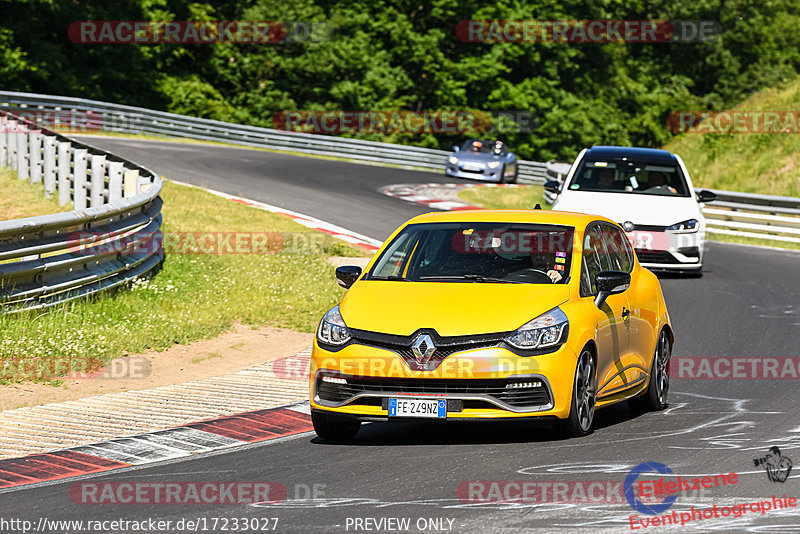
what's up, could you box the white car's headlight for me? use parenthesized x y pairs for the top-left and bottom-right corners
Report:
(448, 156), (459, 164)
(504, 307), (568, 350)
(317, 305), (351, 346)
(666, 219), (699, 232)
(487, 161), (501, 169)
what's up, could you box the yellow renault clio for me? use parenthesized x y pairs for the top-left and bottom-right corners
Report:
(310, 210), (673, 440)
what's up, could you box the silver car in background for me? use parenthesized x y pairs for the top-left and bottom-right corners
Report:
(445, 139), (518, 183)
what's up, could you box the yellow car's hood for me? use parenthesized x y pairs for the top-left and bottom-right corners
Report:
(339, 281), (571, 337)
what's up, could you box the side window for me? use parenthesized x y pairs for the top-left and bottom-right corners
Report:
(580, 258), (593, 297)
(371, 230), (419, 278)
(581, 226), (611, 296)
(600, 224), (633, 273)
(617, 227), (634, 272)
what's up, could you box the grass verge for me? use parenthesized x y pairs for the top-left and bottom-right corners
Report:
(457, 184), (548, 210)
(0, 179), (370, 383)
(665, 76), (800, 197)
(0, 168), (71, 220)
(706, 231), (800, 252)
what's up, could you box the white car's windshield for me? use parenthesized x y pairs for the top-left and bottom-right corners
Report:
(368, 222), (574, 284)
(568, 159), (690, 197)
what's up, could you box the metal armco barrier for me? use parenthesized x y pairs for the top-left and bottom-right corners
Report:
(544, 161), (800, 244)
(0, 111), (164, 313)
(0, 91), (549, 184)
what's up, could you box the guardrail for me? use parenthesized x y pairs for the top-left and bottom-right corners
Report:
(544, 161), (800, 244)
(0, 111), (164, 313)
(0, 91), (549, 184)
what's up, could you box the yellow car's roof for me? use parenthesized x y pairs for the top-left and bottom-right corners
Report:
(404, 209), (614, 228)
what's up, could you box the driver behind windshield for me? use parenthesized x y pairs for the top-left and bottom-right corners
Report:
(646, 171), (677, 194)
(596, 168), (615, 189)
(530, 252), (563, 283)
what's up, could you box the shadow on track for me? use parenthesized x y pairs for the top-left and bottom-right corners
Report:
(310, 402), (652, 446)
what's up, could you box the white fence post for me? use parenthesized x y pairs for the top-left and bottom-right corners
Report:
(43, 136), (57, 197)
(57, 141), (72, 206)
(29, 132), (42, 184)
(7, 120), (17, 168)
(16, 129), (28, 180)
(89, 154), (106, 207)
(73, 148), (88, 209)
(0, 116), (7, 165)
(108, 161), (124, 202)
(123, 169), (139, 198)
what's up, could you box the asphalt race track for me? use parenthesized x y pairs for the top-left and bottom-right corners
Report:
(3, 137), (800, 533)
(84, 137), (454, 240)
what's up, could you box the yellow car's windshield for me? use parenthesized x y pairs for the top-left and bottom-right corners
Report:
(368, 222), (574, 284)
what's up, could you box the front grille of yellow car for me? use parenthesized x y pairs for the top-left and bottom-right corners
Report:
(349, 329), (507, 371)
(316, 376), (551, 409)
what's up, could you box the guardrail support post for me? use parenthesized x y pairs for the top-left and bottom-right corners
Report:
(89, 154), (106, 207)
(7, 120), (17, 168)
(30, 132), (42, 184)
(108, 161), (124, 202)
(123, 169), (139, 198)
(16, 129), (28, 180)
(43, 136), (56, 197)
(57, 141), (71, 206)
(0, 116), (6, 165)
(73, 148), (88, 209)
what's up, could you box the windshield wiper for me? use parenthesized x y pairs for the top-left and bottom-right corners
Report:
(418, 274), (523, 284)
(369, 275), (408, 281)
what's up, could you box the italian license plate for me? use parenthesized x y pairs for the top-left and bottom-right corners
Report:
(388, 398), (447, 418)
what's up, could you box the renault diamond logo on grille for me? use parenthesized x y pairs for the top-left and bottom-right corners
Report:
(412, 334), (436, 365)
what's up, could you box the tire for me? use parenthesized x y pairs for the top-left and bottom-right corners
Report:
(311, 411), (361, 441)
(561, 348), (596, 438)
(498, 165), (507, 184)
(629, 329), (671, 412)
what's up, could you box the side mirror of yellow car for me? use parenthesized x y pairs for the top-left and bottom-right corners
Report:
(594, 270), (631, 308)
(335, 265), (362, 289)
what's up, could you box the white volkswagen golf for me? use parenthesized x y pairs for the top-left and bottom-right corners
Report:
(548, 146), (716, 274)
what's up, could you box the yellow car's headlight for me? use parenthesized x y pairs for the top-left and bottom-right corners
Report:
(317, 305), (351, 346)
(505, 307), (568, 350)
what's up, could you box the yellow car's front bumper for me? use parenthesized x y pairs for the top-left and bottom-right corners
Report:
(308, 339), (579, 421)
